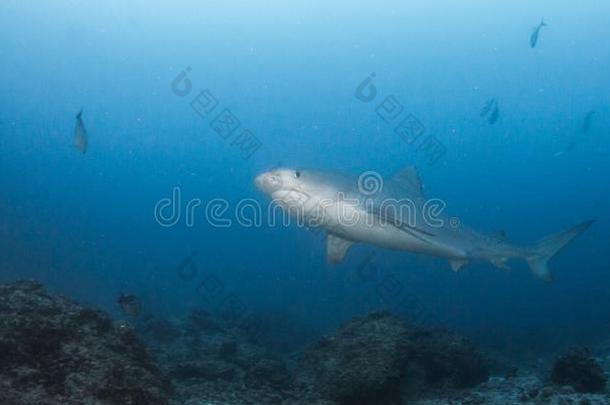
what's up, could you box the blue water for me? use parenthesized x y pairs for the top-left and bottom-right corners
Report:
(1, 1), (608, 356)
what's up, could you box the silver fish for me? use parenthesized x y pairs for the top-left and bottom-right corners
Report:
(582, 110), (595, 133)
(480, 99), (496, 117)
(530, 18), (547, 48)
(118, 293), (142, 316)
(487, 101), (499, 125)
(74, 109), (88, 154)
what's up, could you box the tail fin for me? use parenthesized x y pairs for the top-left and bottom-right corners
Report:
(526, 220), (593, 281)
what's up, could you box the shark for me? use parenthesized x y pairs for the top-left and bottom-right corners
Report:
(255, 166), (593, 281)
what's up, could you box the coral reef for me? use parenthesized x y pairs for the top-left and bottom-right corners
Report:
(295, 311), (411, 404)
(294, 311), (489, 404)
(2, 280), (609, 404)
(0, 280), (170, 405)
(412, 374), (610, 404)
(137, 309), (296, 404)
(551, 348), (607, 393)
(404, 327), (489, 390)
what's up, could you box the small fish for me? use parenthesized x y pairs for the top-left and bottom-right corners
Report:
(530, 18), (547, 48)
(118, 293), (142, 316)
(487, 101), (499, 125)
(480, 98), (496, 117)
(582, 110), (595, 133)
(554, 141), (577, 157)
(74, 108), (88, 154)
(176, 250), (198, 280)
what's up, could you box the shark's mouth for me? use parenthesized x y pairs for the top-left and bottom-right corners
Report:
(255, 173), (283, 193)
(271, 189), (312, 211)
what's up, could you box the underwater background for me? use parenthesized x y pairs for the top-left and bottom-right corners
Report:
(1, 0), (609, 363)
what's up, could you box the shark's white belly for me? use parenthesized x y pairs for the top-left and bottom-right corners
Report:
(317, 202), (465, 259)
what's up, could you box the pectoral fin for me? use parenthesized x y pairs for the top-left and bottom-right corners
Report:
(327, 234), (354, 264)
(449, 259), (469, 272)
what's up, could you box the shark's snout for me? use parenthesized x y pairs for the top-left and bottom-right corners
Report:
(254, 173), (266, 190)
(255, 171), (283, 194)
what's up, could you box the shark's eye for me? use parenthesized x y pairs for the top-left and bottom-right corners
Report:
(294, 171), (301, 179)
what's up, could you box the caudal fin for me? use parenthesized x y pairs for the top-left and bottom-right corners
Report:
(526, 220), (593, 281)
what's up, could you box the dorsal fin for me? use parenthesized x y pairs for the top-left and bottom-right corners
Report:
(392, 165), (424, 197)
